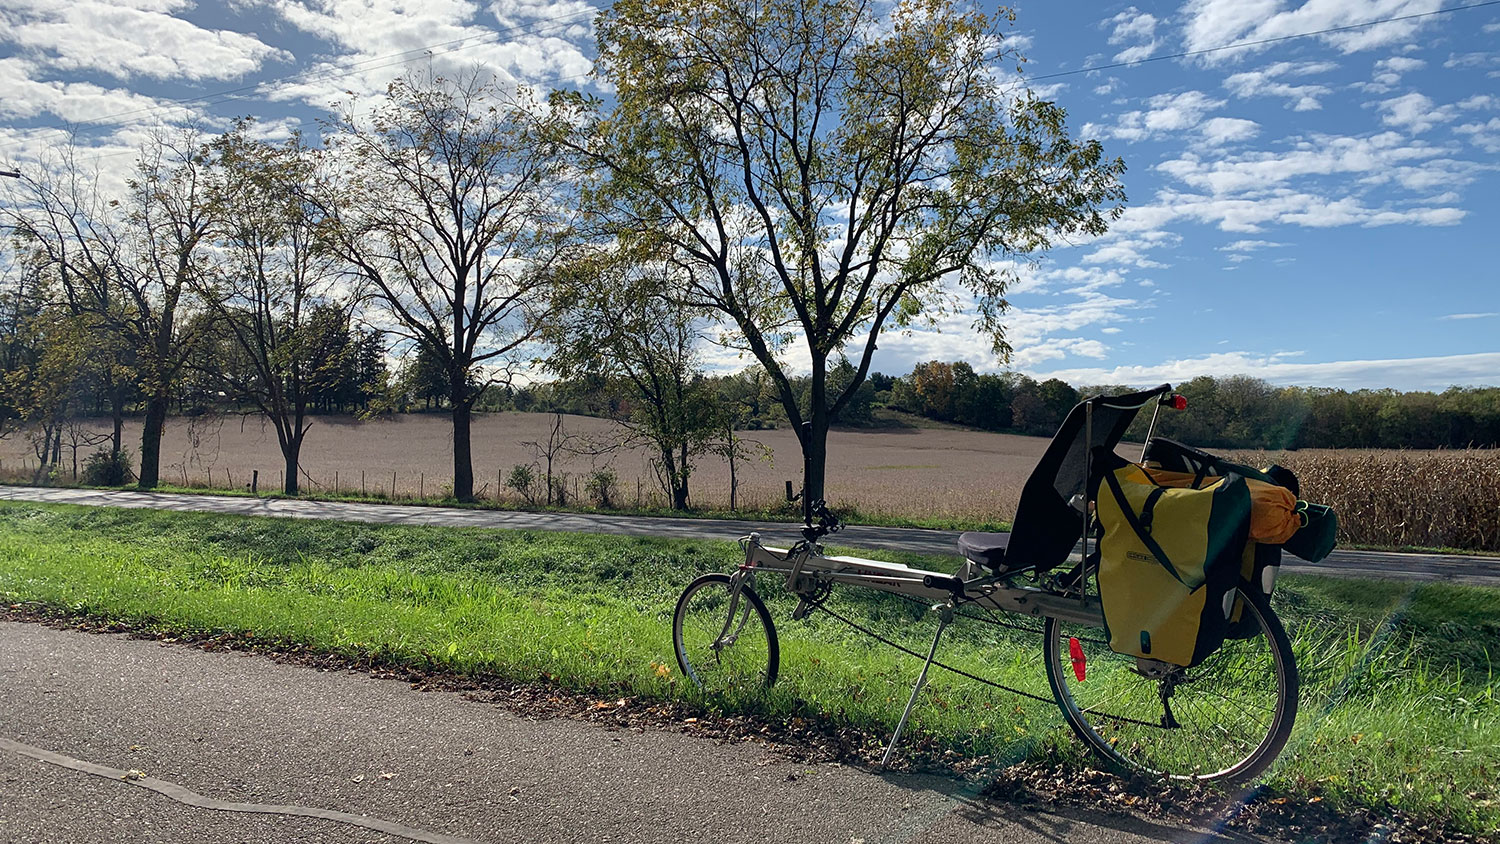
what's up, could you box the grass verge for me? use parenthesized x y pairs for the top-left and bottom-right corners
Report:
(1, 477), (1011, 533)
(0, 501), (1494, 840)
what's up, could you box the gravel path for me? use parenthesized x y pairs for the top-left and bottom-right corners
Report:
(0, 621), (1256, 844)
(2, 485), (1495, 586)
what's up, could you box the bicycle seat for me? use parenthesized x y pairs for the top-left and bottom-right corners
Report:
(957, 531), (1011, 572)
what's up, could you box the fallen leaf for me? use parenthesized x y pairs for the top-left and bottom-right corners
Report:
(379, 771), (396, 781)
(122, 770), (147, 782)
(352, 774), (365, 783)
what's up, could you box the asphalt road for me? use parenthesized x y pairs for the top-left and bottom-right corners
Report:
(2, 485), (1495, 586)
(0, 621), (1260, 844)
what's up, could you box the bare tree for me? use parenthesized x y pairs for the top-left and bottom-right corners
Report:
(317, 67), (578, 501)
(198, 122), (349, 495)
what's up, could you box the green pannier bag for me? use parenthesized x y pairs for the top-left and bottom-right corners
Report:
(1095, 457), (1251, 668)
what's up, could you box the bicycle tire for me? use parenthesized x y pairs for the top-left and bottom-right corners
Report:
(673, 573), (780, 691)
(1044, 586), (1298, 782)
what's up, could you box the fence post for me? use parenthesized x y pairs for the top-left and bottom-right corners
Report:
(391, 471), (396, 498)
(335, 471), (339, 494)
(420, 473), (424, 499)
(252, 470), (258, 493)
(362, 470), (366, 497)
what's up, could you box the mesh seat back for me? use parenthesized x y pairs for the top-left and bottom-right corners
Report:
(1003, 385), (1170, 574)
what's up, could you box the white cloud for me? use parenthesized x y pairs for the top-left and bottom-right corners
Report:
(1107, 7), (1159, 43)
(0, 0), (288, 81)
(1083, 231), (1181, 268)
(1444, 51), (1500, 70)
(263, 0), (597, 107)
(1179, 0), (1447, 62)
(1011, 337), (1111, 368)
(1438, 312), (1499, 320)
(1096, 90), (1226, 141)
(1217, 239), (1285, 251)
(1121, 188), (1464, 233)
(1031, 351), (1500, 391)
(1378, 92), (1456, 133)
(1155, 131), (1449, 196)
(1223, 61), (1337, 111)
(1199, 116), (1260, 145)
(1376, 56), (1426, 74)
(0, 57), (197, 126)
(1455, 117), (1500, 152)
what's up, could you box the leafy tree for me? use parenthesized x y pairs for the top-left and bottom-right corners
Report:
(547, 252), (719, 509)
(912, 361), (957, 421)
(318, 67), (578, 501)
(118, 129), (220, 488)
(2, 143), (141, 465)
(397, 342), (453, 411)
(196, 124), (353, 494)
(563, 0), (1125, 503)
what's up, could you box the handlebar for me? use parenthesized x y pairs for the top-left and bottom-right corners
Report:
(799, 498), (842, 543)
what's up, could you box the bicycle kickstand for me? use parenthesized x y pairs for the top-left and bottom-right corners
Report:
(881, 604), (954, 768)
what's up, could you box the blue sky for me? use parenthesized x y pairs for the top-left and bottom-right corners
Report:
(1, 0), (1496, 391)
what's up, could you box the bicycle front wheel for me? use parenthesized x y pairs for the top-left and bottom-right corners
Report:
(673, 573), (779, 693)
(1044, 587), (1298, 782)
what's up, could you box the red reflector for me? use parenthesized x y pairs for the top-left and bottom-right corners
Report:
(1068, 637), (1087, 682)
(1170, 394), (1188, 410)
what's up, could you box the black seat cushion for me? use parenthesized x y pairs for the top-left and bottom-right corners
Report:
(958, 531), (1011, 571)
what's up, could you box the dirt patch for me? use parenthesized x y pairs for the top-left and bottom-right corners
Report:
(3, 603), (1487, 844)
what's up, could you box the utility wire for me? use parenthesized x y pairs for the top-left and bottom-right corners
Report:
(1026, 0), (1500, 81)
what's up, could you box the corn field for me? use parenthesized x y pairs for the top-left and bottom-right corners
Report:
(1236, 448), (1500, 552)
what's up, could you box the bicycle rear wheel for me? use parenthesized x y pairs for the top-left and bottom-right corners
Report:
(673, 573), (779, 692)
(1044, 587), (1298, 782)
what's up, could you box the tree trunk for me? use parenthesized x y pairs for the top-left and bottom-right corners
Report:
(282, 434), (303, 496)
(138, 391), (169, 488)
(110, 388), (126, 459)
(802, 357), (830, 507)
(452, 401), (474, 502)
(726, 425), (738, 512)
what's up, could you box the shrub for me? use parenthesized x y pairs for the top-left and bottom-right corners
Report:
(585, 469), (619, 508)
(505, 463), (539, 505)
(82, 448), (133, 486)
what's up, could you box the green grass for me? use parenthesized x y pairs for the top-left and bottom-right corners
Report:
(0, 501), (1495, 835)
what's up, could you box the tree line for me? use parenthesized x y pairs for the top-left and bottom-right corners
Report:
(872, 363), (1500, 449)
(2, 0), (1127, 506)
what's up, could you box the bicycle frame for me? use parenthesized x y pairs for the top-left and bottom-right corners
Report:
(734, 534), (1104, 629)
(726, 533), (1103, 764)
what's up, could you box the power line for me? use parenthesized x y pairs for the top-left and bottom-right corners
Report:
(1026, 0), (1500, 81)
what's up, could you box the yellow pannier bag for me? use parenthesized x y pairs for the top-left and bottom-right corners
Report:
(1128, 466), (1297, 639)
(1096, 461), (1252, 668)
